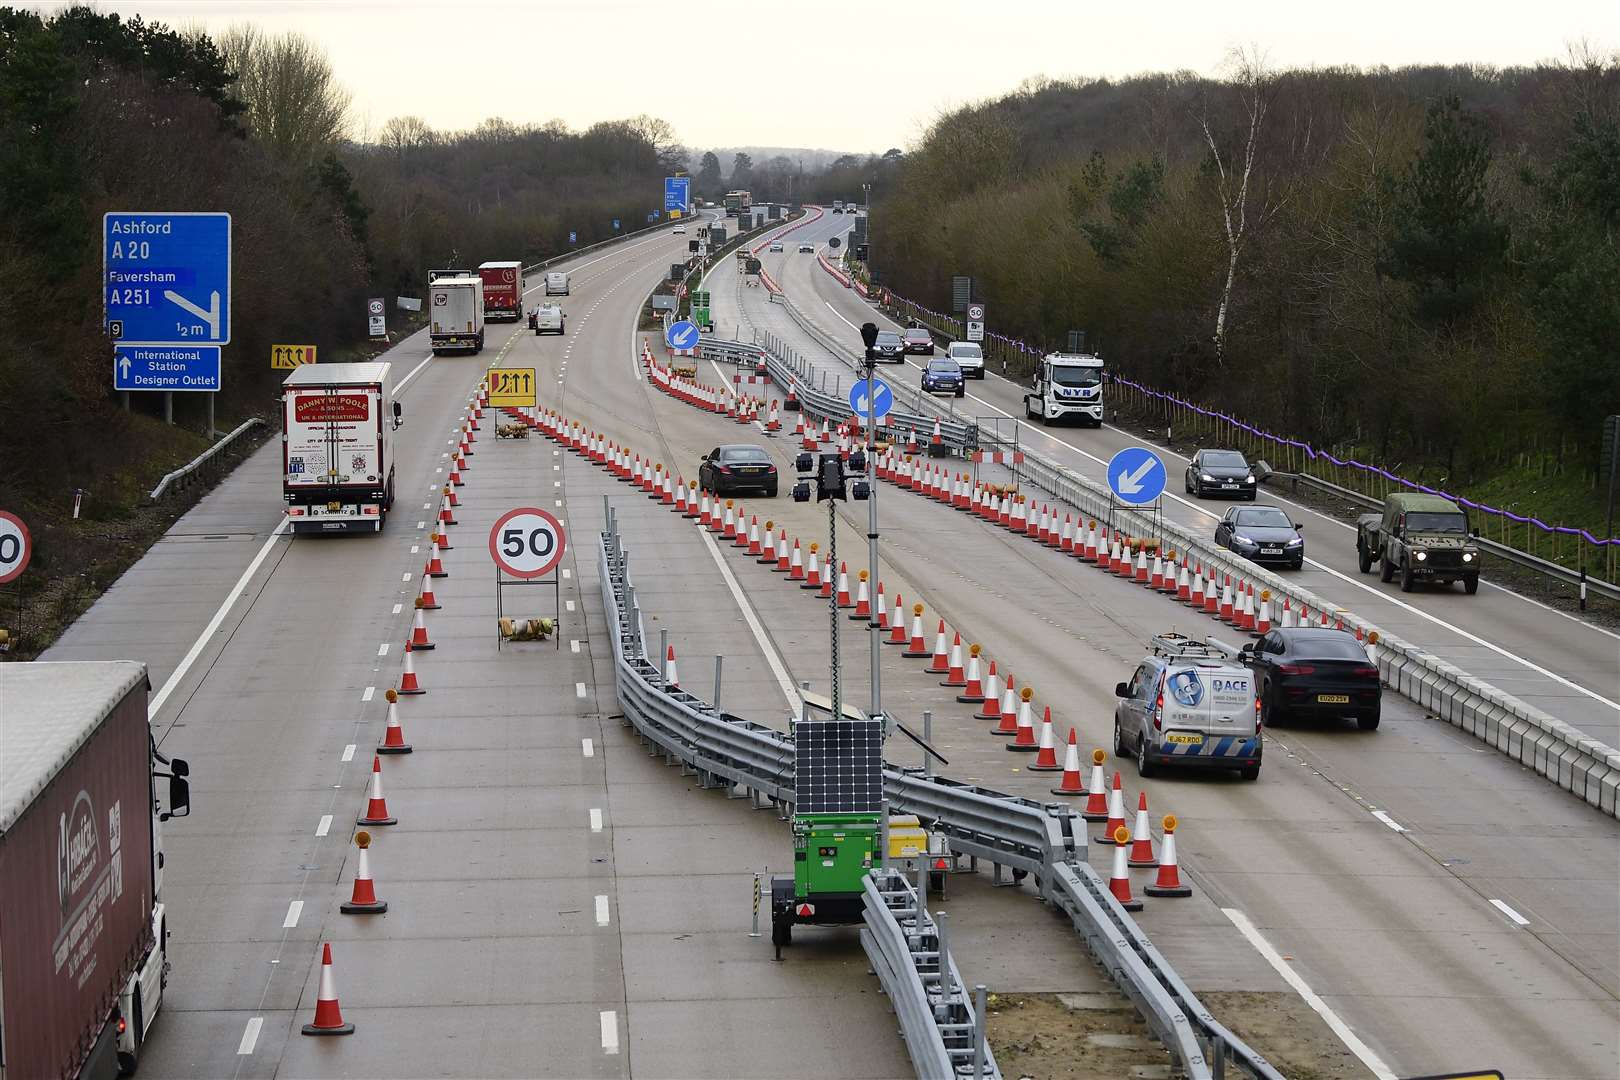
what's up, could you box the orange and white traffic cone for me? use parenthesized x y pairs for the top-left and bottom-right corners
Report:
(873, 581), (888, 627)
(721, 502), (738, 539)
(418, 576), (440, 611)
(920, 620), (949, 667)
(789, 540), (806, 581)
(885, 596), (910, 644)
(956, 646), (984, 702)
(802, 545), (822, 591)
(1051, 729), (1085, 795)
(397, 642), (425, 695)
(759, 522), (777, 564)
(377, 689), (411, 754)
(835, 563), (853, 608)
(1107, 827), (1143, 911)
(663, 645), (679, 689)
(973, 659), (1001, 714)
(1127, 791), (1158, 867)
(1028, 707), (1062, 771)
(993, 675), (1020, 735)
(357, 755), (396, 826)
(1144, 815), (1192, 897)
(424, 539), (447, 578)
(745, 516), (762, 555)
(902, 606), (930, 657)
(340, 831), (388, 914)
(817, 556), (835, 599)
(1095, 771), (1126, 842)
(1080, 751), (1110, 820)
(301, 943), (355, 1035)
(1007, 687), (1038, 752)
(849, 570), (872, 620)
(407, 604), (434, 650)
(939, 632), (966, 685)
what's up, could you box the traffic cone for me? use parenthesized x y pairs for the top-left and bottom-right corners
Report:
(956, 646), (984, 702)
(1081, 751), (1110, 820)
(789, 540), (805, 580)
(885, 595), (909, 644)
(1128, 792), (1158, 867)
(1007, 687), (1038, 752)
(1028, 707), (1061, 770)
(974, 660), (1001, 715)
(835, 563), (853, 608)
(818, 557), (835, 599)
(301, 943), (355, 1036)
(340, 831), (388, 914)
(407, 604), (434, 650)
(449, 462), (464, 487)
(1107, 827), (1143, 911)
(721, 502), (738, 539)
(1145, 815), (1193, 897)
(1204, 575), (1220, 615)
(849, 570), (872, 620)
(663, 645), (679, 689)
(357, 755), (396, 826)
(902, 606), (930, 657)
(425, 540), (446, 578)
(802, 545), (822, 590)
(1256, 590), (1273, 634)
(873, 581), (889, 627)
(439, 494), (457, 529)
(993, 676), (1020, 735)
(774, 530), (791, 572)
(1095, 771), (1126, 842)
(397, 642), (425, 695)
(1191, 565), (1206, 608)
(938, 632), (965, 684)
(746, 516), (763, 555)
(1150, 552), (1165, 590)
(685, 483), (702, 518)
(418, 576), (440, 611)
(698, 491), (713, 526)
(734, 509), (752, 549)
(1135, 546), (1149, 582)
(674, 482), (689, 515)
(759, 522), (777, 564)
(1051, 729), (1085, 795)
(377, 688), (411, 754)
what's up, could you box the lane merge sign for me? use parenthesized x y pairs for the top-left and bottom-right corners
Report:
(489, 507), (566, 580)
(0, 511), (31, 585)
(104, 211), (231, 346)
(849, 378), (894, 420)
(115, 344), (221, 391)
(1107, 446), (1166, 505)
(665, 320), (700, 350)
(271, 344), (317, 370)
(487, 368), (537, 408)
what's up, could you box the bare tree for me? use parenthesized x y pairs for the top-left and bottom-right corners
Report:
(218, 25), (350, 165)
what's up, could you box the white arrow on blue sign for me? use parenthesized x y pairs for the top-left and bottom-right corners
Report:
(1107, 446), (1166, 505)
(665, 320), (700, 350)
(849, 378), (893, 420)
(104, 211), (231, 346)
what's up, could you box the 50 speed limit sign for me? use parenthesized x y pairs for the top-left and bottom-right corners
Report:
(0, 511), (32, 585)
(489, 507), (566, 579)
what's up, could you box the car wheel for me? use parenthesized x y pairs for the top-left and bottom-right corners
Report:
(1291, 558), (1304, 571)
(1399, 561), (1415, 592)
(1357, 709), (1381, 732)
(1463, 574), (1479, 595)
(1357, 541), (1372, 574)
(1113, 715), (1127, 755)
(955, 389), (964, 398)
(765, 485), (778, 497)
(1379, 554), (1395, 583)
(1261, 689), (1284, 728)
(1184, 473), (1193, 494)
(1025, 398), (1038, 420)
(1239, 765), (1261, 781)
(1136, 731), (1156, 778)
(1194, 480), (1204, 499)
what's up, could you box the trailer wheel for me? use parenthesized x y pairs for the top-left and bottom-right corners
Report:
(771, 905), (792, 959)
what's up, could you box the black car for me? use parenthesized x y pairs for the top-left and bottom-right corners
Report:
(1215, 505), (1304, 569)
(902, 328), (935, 355)
(1239, 628), (1381, 731)
(1186, 449), (1257, 499)
(920, 357), (965, 397)
(699, 444), (778, 496)
(872, 330), (906, 363)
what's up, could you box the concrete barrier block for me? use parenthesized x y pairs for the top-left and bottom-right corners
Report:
(1502, 719), (1529, 759)
(1598, 768), (1619, 816)
(1527, 728), (1558, 776)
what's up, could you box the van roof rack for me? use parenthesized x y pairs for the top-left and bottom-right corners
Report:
(1149, 632), (1227, 660)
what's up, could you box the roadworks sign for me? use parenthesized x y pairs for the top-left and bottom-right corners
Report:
(272, 344), (317, 369)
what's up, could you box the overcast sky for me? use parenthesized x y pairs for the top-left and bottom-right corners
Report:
(41, 0), (1620, 152)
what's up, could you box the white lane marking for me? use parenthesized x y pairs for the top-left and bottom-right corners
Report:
(341, 744), (356, 763)
(282, 900), (303, 928)
(377, 643), (390, 657)
(417, 520), (426, 529)
(394, 351), (436, 394)
(595, 895), (610, 926)
(392, 603), (403, 615)
(362, 686), (375, 702)
(576, 681), (588, 698)
(1489, 899), (1531, 926)
(696, 527), (801, 713)
(822, 299), (1620, 715)
(600, 1010), (619, 1054)
(237, 1017), (263, 1056)
(1222, 908), (1397, 1080)
(402, 572), (413, 582)
(582, 738), (595, 757)
(589, 807), (603, 831)
(562, 568), (572, 580)
(566, 600), (576, 612)
(556, 499), (564, 507)
(570, 639), (581, 653)
(1371, 810), (1406, 833)
(148, 520), (290, 720)
(410, 544), (420, 554)
(316, 814), (332, 837)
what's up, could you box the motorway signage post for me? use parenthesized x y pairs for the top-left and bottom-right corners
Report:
(271, 344), (318, 370)
(665, 176), (691, 213)
(966, 302), (986, 343)
(1107, 446), (1166, 506)
(665, 320), (700, 352)
(367, 297), (386, 338)
(489, 506), (566, 650)
(486, 368), (538, 408)
(849, 378), (894, 420)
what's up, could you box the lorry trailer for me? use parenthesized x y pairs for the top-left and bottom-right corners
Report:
(477, 260), (525, 321)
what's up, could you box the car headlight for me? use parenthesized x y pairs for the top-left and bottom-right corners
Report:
(1233, 535), (1256, 547)
(1415, 550), (1427, 562)
(1287, 538), (1303, 547)
(1201, 473), (1214, 482)
(1462, 552), (1474, 563)
(1244, 474), (1255, 483)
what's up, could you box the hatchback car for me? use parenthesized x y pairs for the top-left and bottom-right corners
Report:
(872, 330), (906, 363)
(1114, 633), (1261, 780)
(769, 241), (784, 252)
(699, 445), (778, 496)
(945, 341), (984, 379)
(1215, 505), (1303, 568)
(798, 242), (815, 253)
(1185, 449), (1257, 499)
(921, 358), (965, 397)
(1239, 628), (1381, 730)
(902, 328), (935, 355)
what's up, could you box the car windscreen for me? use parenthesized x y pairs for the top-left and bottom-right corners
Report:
(926, 361), (960, 374)
(905, 330), (931, 340)
(720, 447), (771, 463)
(1051, 366), (1101, 387)
(1285, 632), (1369, 659)
(1235, 508), (1291, 529)
(875, 332), (901, 344)
(1203, 451), (1247, 468)
(1406, 512), (1467, 533)
(949, 344), (983, 359)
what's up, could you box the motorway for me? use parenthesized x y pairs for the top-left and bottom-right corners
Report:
(36, 206), (1618, 1079)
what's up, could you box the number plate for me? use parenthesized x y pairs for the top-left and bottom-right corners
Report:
(1317, 694), (1351, 704)
(1165, 733), (1204, 745)
(1261, 547), (1283, 555)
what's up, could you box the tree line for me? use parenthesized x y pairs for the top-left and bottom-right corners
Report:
(870, 56), (1620, 497)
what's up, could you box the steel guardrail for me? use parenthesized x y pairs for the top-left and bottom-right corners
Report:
(149, 417), (265, 500)
(522, 217), (682, 277)
(595, 516), (1282, 1077)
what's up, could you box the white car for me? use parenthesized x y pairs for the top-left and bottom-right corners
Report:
(798, 243), (815, 253)
(769, 241), (784, 252)
(945, 341), (985, 379)
(673, 223), (686, 234)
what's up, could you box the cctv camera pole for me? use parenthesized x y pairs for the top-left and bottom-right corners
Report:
(864, 351), (881, 727)
(828, 492), (841, 728)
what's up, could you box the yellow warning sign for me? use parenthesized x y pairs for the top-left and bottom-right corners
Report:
(272, 344), (317, 369)
(487, 367), (537, 407)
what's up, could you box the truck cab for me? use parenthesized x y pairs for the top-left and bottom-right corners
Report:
(1356, 492), (1481, 594)
(1024, 352), (1105, 426)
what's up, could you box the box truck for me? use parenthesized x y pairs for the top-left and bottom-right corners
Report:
(428, 274), (485, 354)
(478, 260), (525, 321)
(0, 661), (191, 1079)
(282, 361), (402, 533)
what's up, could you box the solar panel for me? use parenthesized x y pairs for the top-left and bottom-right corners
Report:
(796, 719), (884, 813)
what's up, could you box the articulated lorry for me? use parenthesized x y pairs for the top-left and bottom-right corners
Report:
(427, 271), (485, 354)
(282, 361), (402, 533)
(477, 260), (525, 321)
(0, 661), (191, 1079)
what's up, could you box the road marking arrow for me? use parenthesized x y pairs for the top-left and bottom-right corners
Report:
(163, 289), (221, 339)
(1115, 457), (1159, 495)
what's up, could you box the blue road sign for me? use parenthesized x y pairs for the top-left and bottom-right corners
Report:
(569, 230), (577, 244)
(114, 344), (221, 392)
(104, 212), (231, 346)
(612, 218), (621, 230)
(849, 378), (894, 420)
(664, 176), (690, 212)
(666, 320), (700, 350)
(1107, 446), (1166, 505)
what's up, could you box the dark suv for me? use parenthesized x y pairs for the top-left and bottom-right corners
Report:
(872, 330), (906, 363)
(920, 358), (964, 397)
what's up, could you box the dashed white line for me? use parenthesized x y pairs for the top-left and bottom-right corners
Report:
(316, 814), (333, 837)
(377, 643), (390, 657)
(570, 639), (581, 653)
(600, 1010), (619, 1054)
(565, 600), (576, 612)
(595, 894), (611, 926)
(555, 499), (564, 507)
(1490, 899), (1531, 926)
(416, 520), (426, 529)
(410, 544), (420, 554)
(237, 1017), (263, 1056)
(589, 807), (603, 831)
(582, 737), (595, 757)
(575, 681), (588, 698)
(341, 744), (356, 763)
(1371, 810), (1406, 833)
(402, 572), (413, 582)
(361, 686), (375, 702)
(561, 568), (572, 580)
(392, 603), (403, 615)
(282, 900), (303, 928)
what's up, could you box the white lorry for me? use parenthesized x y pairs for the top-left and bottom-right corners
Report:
(1024, 352), (1105, 426)
(281, 361), (402, 533)
(428, 273), (485, 354)
(545, 271), (570, 296)
(0, 661), (192, 1078)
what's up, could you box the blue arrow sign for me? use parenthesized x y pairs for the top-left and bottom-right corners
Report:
(1107, 446), (1166, 505)
(664, 176), (690, 212)
(569, 230), (577, 244)
(666, 320), (700, 350)
(104, 211), (231, 346)
(114, 344), (221, 392)
(849, 378), (893, 420)
(612, 218), (621, 230)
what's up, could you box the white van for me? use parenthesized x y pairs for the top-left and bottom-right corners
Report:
(545, 271), (570, 296)
(1114, 633), (1261, 780)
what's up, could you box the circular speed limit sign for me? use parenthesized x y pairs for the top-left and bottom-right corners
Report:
(489, 507), (567, 580)
(368, 298), (384, 315)
(0, 511), (32, 585)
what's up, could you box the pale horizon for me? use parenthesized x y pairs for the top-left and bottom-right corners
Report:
(30, 0), (1620, 152)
